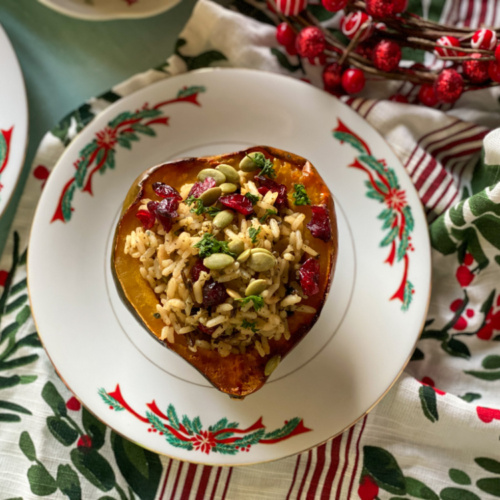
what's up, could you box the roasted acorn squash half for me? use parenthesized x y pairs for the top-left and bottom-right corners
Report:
(112, 146), (338, 398)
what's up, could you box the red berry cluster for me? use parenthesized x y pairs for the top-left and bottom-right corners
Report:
(273, 0), (500, 104)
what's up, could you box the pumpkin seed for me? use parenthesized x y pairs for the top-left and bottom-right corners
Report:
(264, 355), (281, 376)
(199, 187), (222, 206)
(250, 248), (274, 257)
(220, 182), (238, 194)
(239, 153), (261, 172)
(247, 252), (276, 272)
(203, 253), (235, 270)
(197, 168), (226, 185)
(216, 164), (240, 184)
(228, 238), (245, 255)
(245, 279), (268, 297)
(236, 249), (251, 263)
(213, 210), (234, 229)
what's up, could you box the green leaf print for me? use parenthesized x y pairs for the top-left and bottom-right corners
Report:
(70, 448), (116, 492)
(464, 370), (500, 381)
(440, 487), (481, 500)
(363, 446), (406, 495)
(449, 469), (471, 485)
(405, 476), (438, 499)
(476, 478), (500, 497)
(47, 415), (79, 446)
(57, 464), (82, 500)
(111, 431), (162, 500)
(82, 407), (107, 450)
(419, 385), (439, 422)
(42, 381), (68, 417)
(28, 463), (58, 496)
(19, 431), (37, 461)
(482, 355), (500, 369)
(270, 48), (302, 73)
(475, 457), (500, 474)
(174, 38), (228, 71)
(441, 337), (470, 359)
(459, 392), (481, 403)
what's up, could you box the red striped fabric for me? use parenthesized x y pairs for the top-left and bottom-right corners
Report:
(305, 444), (326, 499)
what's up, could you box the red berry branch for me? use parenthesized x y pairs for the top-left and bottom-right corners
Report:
(268, 0), (500, 105)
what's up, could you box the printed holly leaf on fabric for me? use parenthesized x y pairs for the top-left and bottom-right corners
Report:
(477, 478), (500, 497)
(174, 38), (228, 71)
(82, 407), (107, 451)
(28, 463), (58, 496)
(449, 468), (472, 485)
(270, 48), (302, 73)
(46, 415), (79, 446)
(430, 188), (500, 269)
(419, 385), (439, 422)
(471, 151), (500, 195)
(475, 457), (500, 474)
(405, 476), (439, 499)
(56, 464), (82, 500)
(362, 446), (406, 495)
(19, 431), (37, 462)
(111, 431), (162, 500)
(441, 337), (471, 359)
(439, 487), (481, 500)
(70, 447), (116, 492)
(42, 381), (68, 417)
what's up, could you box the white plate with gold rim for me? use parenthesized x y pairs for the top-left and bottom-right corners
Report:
(28, 68), (431, 465)
(37, 0), (181, 20)
(0, 24), (28, 218)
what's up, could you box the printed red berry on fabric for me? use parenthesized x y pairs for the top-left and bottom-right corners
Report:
(358, 475), (379, 500)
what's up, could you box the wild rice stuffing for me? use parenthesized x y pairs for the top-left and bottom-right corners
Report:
(123, 154), (325, 358)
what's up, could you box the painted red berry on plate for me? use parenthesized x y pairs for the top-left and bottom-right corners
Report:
(463, 53), (490, 84)
(340, 11), (373, 41)
(434, 36), (462, 57)
(372, 39), (401, 72)
(276, 22), (296, 47)
(341, 68), (365, 94)
(471, 28), (497, 51)
(295, 26), (325, 58)
(434, 69), (464, 103)
(321, 0), (348, 12)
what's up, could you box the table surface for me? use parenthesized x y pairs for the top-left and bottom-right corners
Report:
(0, 0), (197, 256)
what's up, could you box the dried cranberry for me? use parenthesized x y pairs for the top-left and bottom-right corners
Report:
(191, 259), (209, 282)
(202, 281), (228, 308)
(147, 198), (179, 232)
(136, 209), (156, 230)
(188, 177), (217, 199)
(152, 182), (182, 201)
(307, 205), (332, 242)
(197, 323), (217, 336)
(299, 258), (320, 296)
(219, 194), (254, 215)
(255, 175), (288, 208)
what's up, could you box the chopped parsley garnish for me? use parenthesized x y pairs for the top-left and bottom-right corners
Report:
(153, 312), (161, 319)
(193, 233), (234, 258)
(248, 226), (261, 244)
(241, 319), (259, 333)
(259, 209), (277, 223)
(292, 184), (311, 206)
(237, 295), (265, 311)
(186, 196), (221, 217)
(248, 152), (276, 178)
(244, 192), (260, 205)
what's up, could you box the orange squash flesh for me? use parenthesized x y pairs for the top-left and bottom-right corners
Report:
(112, 146), (338, 398)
